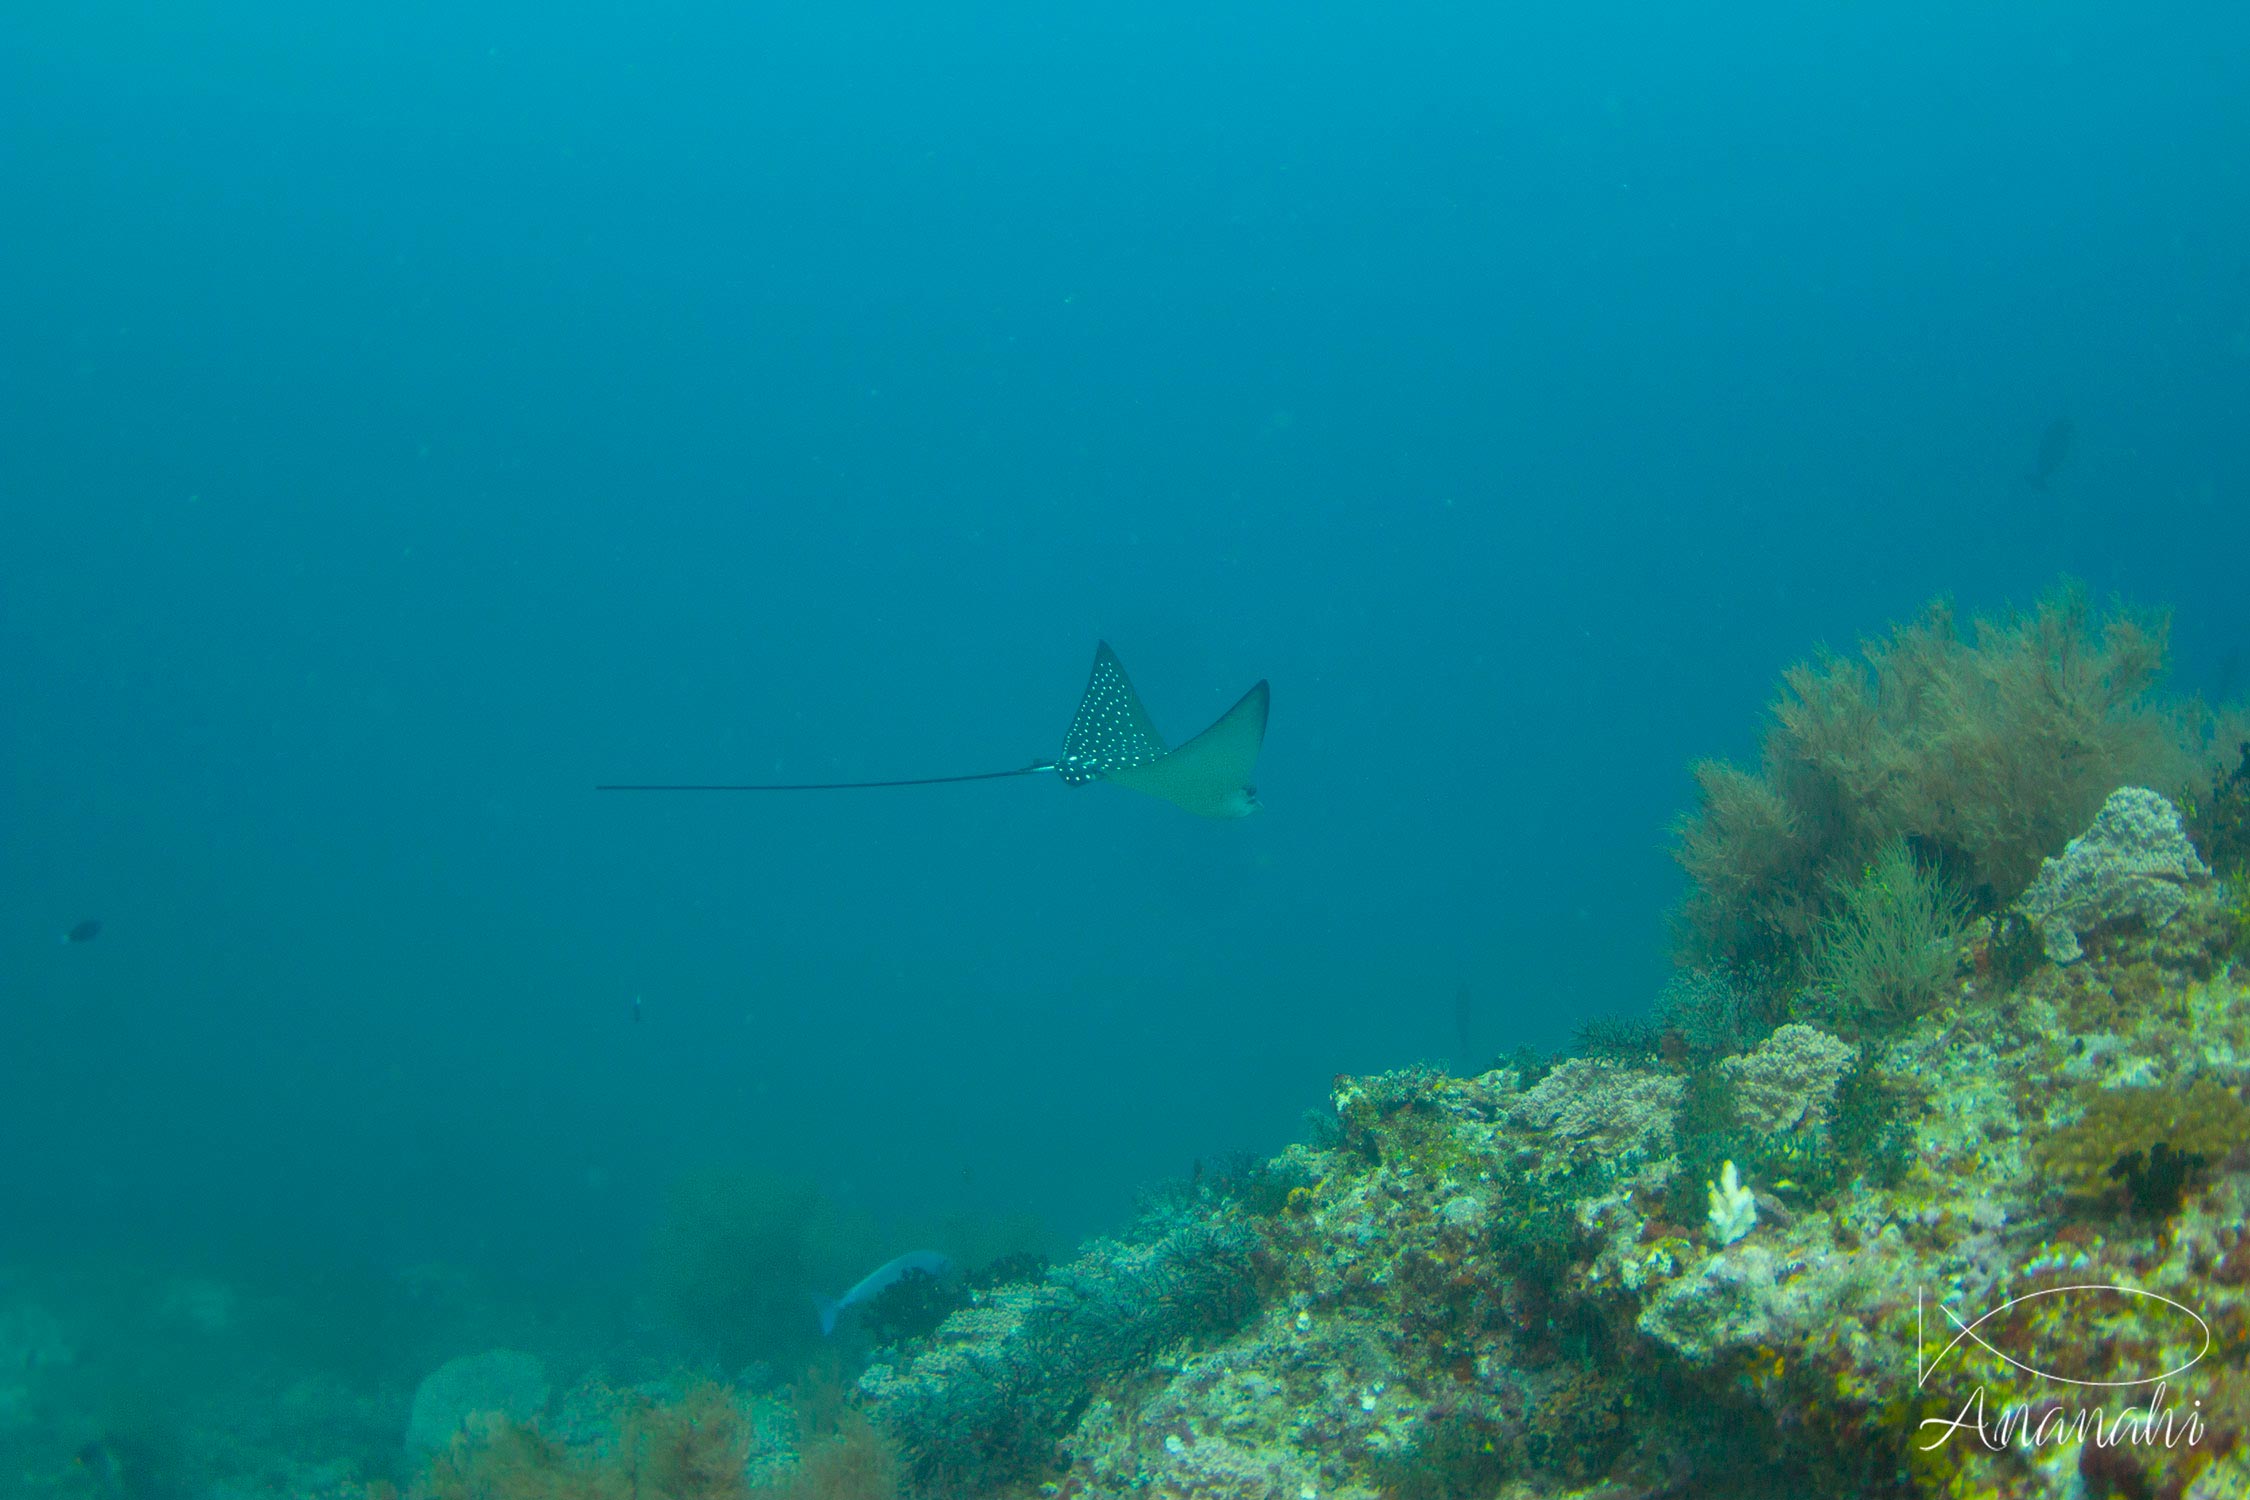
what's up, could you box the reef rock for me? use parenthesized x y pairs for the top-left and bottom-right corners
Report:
(849, 899), (2250, 1500)
(1640, 1239), (1782, 1354)
(1719, 1022), (1858, 1131)
(1502, 1056), (1684, 1161)
(2018, 785), (2211, 962)
(404, 1348), (549, 1460)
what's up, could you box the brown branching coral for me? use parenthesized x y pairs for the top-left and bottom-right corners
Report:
(407, 1380), (895, 1500)
(764, 1412), (897, 1500)
(1674, 584), (2233, 977)
(415, 1418), (612, 1500)
(621, 1383), (755, 1500)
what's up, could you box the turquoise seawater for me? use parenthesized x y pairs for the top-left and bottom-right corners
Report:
(3, 4), (2246, 1495)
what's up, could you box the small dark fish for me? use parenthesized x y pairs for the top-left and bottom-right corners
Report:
(2024, 416), (2074, 489)
(61, 919), (102, 945)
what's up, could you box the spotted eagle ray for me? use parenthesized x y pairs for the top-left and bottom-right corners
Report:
(599, 642), (1270, 817)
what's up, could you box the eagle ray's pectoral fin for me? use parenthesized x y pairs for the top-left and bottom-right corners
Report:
(1102, 678), (1269, 818)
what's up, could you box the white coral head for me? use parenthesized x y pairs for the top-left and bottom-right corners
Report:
(1706, 1159), (1758, 1247)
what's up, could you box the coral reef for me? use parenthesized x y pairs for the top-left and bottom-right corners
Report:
(11, 847), (2245, 1500)
(16, 594), (2250, 1500)
(825, 851), (2250, 1499)
(2018, 786), (2213, 962)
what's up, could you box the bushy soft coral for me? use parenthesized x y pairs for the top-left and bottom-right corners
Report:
(1674, 584), (2230, 977)
(623, 1383), (755, 1500)
(408, 1381), (890, 1500)
(416, 1418), (611, 1500)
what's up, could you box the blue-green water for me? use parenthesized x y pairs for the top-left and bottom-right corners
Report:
(2, 1), (2246, 1487)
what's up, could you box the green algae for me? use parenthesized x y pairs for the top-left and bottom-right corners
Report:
(1806, 839), (1971, 1038)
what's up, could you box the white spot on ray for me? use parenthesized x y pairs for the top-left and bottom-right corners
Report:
(1057, 644), (1169, 782)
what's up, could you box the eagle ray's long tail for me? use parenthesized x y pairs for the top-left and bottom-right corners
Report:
(597, 763), (1054, 792)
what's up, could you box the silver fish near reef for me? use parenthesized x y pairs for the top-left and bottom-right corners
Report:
(817, 1250), (954, 1336)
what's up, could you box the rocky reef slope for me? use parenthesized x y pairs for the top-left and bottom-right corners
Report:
(859, 824), (2249, 1499)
